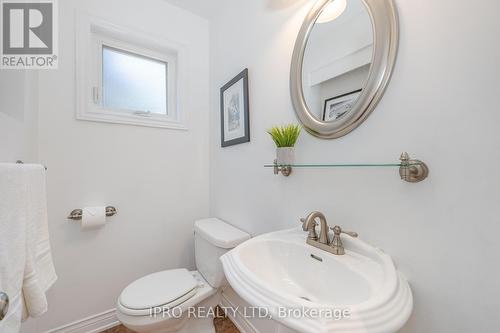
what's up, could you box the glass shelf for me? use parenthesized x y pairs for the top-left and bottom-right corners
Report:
(264, 162), (423, 168)
(265, 152), (429, 182)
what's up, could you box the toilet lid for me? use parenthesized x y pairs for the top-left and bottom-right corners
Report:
(119, 269), (198, 310)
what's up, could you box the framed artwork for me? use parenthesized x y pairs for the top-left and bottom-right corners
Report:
(220, 69), (250, 147)
(323, 89), (363, 122)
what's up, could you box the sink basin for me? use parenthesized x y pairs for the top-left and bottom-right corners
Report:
(220, 228), (412, 333)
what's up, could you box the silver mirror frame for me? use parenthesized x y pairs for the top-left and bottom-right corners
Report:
(290, 0), (399, 139)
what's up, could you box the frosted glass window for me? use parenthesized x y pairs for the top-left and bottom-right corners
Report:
(102, 46), (168, 115)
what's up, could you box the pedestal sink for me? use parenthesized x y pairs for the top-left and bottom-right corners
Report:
(220, 228), (412, 333)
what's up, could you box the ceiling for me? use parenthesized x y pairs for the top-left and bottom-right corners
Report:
(162, 0), (218, 19)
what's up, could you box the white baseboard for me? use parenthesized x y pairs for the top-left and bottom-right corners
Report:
(44, 309), (119, 333)
(43, 291), (259, 333)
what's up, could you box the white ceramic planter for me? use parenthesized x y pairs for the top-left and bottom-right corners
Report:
(276, 147), (295, 165)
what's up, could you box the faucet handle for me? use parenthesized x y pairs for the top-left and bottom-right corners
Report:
(300, 217), (305, 229)
(330, 226), (358, 238)
(342, 230), (358, 238)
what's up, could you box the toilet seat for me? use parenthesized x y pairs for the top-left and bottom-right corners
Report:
(116, 270), (217, 333)
(118, 269), (199, 316)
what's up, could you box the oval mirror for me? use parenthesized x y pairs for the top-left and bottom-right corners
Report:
(290, 0), (398, 139)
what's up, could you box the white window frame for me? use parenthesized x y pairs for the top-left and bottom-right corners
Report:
(76, 13), (187, 130)
(97, 40), (175, 118)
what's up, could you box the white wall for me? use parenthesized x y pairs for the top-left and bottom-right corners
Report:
(20, 0), (210, 331)
(209, 0), (500, 332)
(0, 72), (38, 162)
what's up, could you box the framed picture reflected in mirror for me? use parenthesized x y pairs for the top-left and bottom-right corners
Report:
(323, 89), (363, 122)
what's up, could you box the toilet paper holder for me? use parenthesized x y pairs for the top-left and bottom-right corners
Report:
(67, 206), (117, 220)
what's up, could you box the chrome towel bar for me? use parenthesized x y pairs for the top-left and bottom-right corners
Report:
(16, 160), (47, 170)
(67, 206), (117, 220)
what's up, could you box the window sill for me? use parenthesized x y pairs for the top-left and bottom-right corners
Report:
(76, 110), (188, 130)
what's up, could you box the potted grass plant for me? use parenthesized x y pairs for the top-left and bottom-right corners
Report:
(267, 124), (301, 165)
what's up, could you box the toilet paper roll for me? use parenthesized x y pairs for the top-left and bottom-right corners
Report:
(81, 206), (106, 230)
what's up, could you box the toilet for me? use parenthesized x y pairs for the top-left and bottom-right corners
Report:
(116, 218), (250, 333)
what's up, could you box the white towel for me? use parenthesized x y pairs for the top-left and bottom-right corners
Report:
(0, 163), (27, 333)
(0, 163), (57, 332)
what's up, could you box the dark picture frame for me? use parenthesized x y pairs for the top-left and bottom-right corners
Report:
(323, 89), (363, 122)
(220, 69), (250, 147)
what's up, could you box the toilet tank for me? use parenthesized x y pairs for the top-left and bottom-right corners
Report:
(194, 218), (250, 288)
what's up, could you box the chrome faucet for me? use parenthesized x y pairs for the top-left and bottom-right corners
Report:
(301, 211), (329, 244)
(300, 211), (358, 255)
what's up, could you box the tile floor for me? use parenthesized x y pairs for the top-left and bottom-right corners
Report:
(101, 325), (135, 333)
(213, 305), (240, 333)
(101, 307), (240, 333)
